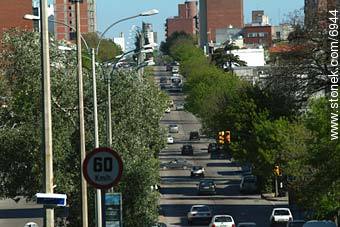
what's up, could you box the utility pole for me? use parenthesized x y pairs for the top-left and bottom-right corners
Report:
(40, 0), (54, 226)
(75, 1), (88, 226)
(91, 48), (102, 227)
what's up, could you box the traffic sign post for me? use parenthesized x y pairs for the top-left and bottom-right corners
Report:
(83, 147), (123, 190)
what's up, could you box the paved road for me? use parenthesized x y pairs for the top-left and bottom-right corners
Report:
(154, 66), (289, 227)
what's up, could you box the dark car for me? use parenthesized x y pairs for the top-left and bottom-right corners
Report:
(240, 175), (258, 194)
(189, 131), (200, 140)
(181, 144), (193, 155)
(160, 77), (168, 84)
(208, 143), (218, 153)
(287, 220), (306, 227)
(160, 159), (192, 170)
(198, 179), (216, 195)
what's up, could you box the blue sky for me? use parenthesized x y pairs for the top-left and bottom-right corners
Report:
(47, 0), (304, 48)
(96, 0), (304, 48)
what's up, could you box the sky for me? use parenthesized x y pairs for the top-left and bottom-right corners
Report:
(47, 0), (304, 49)
(96, 0), (304, 49)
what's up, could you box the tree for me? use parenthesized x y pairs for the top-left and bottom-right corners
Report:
(211, 41), (247, 73)
(0, 29), (167, 226)
(160, 31), (195, 55)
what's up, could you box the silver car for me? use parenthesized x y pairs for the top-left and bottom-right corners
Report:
(168, 124), (179, 133)
(187, 205), (212, 225)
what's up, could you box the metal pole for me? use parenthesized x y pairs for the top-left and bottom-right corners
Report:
(107, 73), (112, 148)
(92, 48), (102, 227)
(40, 0), (54, 226)
(275, 176), (279, 197)
(75, 2), (88, 227)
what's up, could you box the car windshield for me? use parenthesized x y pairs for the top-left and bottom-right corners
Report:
(215, 216), (232, 222)
(244, 177), (257, 183)
(274, 210), (290, 215)
(169, 125), (177, 128)
(200, 180), (214, 186)
(192, 206), (210, 212)
(193, 166), (202, 170)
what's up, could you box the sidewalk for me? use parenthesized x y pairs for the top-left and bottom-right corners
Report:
(261, 193), (288, 202)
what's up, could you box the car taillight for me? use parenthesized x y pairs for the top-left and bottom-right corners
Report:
(232, 224), (235, 227)
(212, 224), (216, 227)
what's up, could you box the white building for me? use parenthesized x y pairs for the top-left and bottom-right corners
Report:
(231, 47), (265, 67)
(113, 33), (125, 52)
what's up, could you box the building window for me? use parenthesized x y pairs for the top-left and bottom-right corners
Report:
(69, 13), (72, 17)
(276, 31), (281, 39)
(247, 33), (257, 38)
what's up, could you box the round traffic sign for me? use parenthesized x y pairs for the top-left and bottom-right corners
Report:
(83, 147), (123, 189)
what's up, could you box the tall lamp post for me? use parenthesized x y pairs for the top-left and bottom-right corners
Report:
(95, 9), (159, 149)
(39, 0), (54, 226)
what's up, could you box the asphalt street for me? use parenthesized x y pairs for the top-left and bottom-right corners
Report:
(154, 66), (289, 227)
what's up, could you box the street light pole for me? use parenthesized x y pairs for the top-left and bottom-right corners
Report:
(40, 0), (54, 226)
(75, 2), (88, 227)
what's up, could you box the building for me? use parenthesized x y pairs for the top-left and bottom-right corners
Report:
(143, 22), (158, 45)
(0, 0), (33, 38)
(251, 10), (269, 26)
(114, 33), (125, 52)
(32, 2), (55, 33)
(243, 25), (272, 47)
(54, 0), (96, 41)
(305, 0), (340, 28)
(271, 24), (294, 42)
(215, 26), (243, 47)
(199, 0), (244, 48)
(165, 1), (198, 38)
(231, 47), (265, 67)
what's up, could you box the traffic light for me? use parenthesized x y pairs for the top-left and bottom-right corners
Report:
(273, 165), (282, 176)
(225, 131), (231, 144)
(218, 131), (224, 144)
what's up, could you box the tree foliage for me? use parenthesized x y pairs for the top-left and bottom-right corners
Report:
(0, 29), (167, 226)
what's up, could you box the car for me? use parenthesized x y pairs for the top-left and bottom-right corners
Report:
(287, 220), (306, 227)
(190, 166), (205, 177)
(151, 222), (167, 227)
(167, 135), (174, 144)
(181, 144), (193, 155)
(176, 104), (185, 111)
(168, 124), (179, 133)
(208, 143), (218, 153)
(209, 215), (235, 227)
(165, 107), (171, 113)
(198, 179), (217, 195)
(187, 205), (212, 225)
(237, 222), (257, 227)
(269, 208), (293, 226)
(172, 66), (179, 73)
(302, 221), (336, 227)
(172, 73), (180, 77)
(240, 175), (258, 194)
(189, 131), (200, 140)
(160, 158), (192, 170)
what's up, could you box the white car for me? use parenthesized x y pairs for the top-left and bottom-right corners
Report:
(167, 135), (174, 144)
(165, 107), (171, 113)
(269, 208), (293, 225)
(190, 166), (205, 177)
(176, 104), (185, 111)
(168, 124), (179, 133)
(209, 215), (235, 227)
(168, 100), (174, 107)
(187, 205), (212, 225)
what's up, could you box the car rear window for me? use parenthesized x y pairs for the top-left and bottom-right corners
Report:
(215, 216), (232, 222)
(193, 206), (210, 212)
(274, 210), (290, 215)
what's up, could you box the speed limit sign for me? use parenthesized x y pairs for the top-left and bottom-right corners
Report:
(83, 147), (123, 189)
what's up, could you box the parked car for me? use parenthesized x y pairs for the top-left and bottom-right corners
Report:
(160, 77), (168, 83)
(160, 158), (192, 170)
(176, 104), (185, 111)
(181, 144), (193, 155)
(189, 131), (200, 140)
(190, 166), (205, 177)
(198, 179), (216, 195)
(151, 222), (167, 227)
(287, 220), (305, 227)
(209, 215), (235, 227)
(302, 221), (336, 227)
(269, 208), (293, 226)
(168, 124), (179, 133)
(208, 143), (218, 153)
(165, 107), (171, 113)
(237, 222), (257, 227)
(167, 135), (174, 144)
(240, 175), (257, 194)
(168, 100), (174, 107)
(187, 205), (212, 225)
